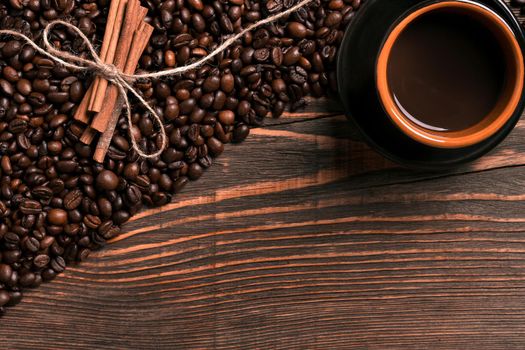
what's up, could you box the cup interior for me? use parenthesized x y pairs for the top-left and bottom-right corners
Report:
(376, 0), (524, 149)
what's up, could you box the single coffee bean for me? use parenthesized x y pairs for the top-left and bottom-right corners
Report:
(83, 214), (101, 229)
(125, 185), (142, 205)
(188, 163), (204, 180)
(2, 66), (19, 82)
(0, 264), (13, 283)
(69, 81), (84, 102)
(207, 137), (224, 156)
(0, 291), (10, 307)
(47, 91), (69, 103)
(47, 209), (68, 226)
(41, 268), (57, 282)
(19, 272), (36, 287)
(0, 79), (14, 96)
(33, 254), (51, 269)
(63, 189), (83, 210)
(32, 186), (53, 202)
(233, 124), (250, 142)
(271, 47), (283, 66)
(20, 199), (42, 214)
(324, 12), (342, 27)
(22, 236), (40, 253)
(27, 92), (46, 106)
(221, 73), (235, 93)
(203, 76), (221, 92)
(2, 41), (22, 58)
(287, 22), (308, 38)
(50, 256), (66, 273)
(96, 170), (119, 191)
(283, 46), (301, 65)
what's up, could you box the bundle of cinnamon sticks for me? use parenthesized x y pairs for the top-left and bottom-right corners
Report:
(74, 0), (153, 163)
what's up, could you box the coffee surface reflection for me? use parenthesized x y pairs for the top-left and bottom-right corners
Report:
(387, 9), (506, 131)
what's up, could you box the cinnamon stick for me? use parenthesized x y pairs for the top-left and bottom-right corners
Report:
(73, 0), (125, 123)
(89, 0), (143, 116)
(88, 0), (128, 112)
(79, 124), (97, 144)
(93, 22), (154, 163)
(89, 3), (146, 134)
(79, 4), (147, 145)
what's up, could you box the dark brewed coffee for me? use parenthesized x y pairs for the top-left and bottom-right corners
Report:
(387, 9), (506, 131)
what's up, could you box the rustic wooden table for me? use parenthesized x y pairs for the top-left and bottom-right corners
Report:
(2, 96), (525, 349)
(3, 5), (525, 348)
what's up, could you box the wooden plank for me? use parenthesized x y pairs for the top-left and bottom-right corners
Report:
(2, 110), (525, 348)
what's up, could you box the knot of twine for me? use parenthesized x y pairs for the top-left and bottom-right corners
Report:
(98, 64), (121, 81)
(0, 0), (312, 159)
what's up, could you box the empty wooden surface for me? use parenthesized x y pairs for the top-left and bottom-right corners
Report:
(3, 5), (525, 348)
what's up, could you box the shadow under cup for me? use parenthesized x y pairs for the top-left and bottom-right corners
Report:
(376, 1), (524, 149)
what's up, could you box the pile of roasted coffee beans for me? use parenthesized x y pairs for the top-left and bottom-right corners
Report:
(0, 0), (360, 313)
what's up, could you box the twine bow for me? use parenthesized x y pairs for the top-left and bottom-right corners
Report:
(0, 0), (313, 159)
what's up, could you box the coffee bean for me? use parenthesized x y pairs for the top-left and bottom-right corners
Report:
(283, 46), (301, 65)
(56, 160), (77, 173)
(188, 0), (204, 10)
(20, 199), (42, 214)
(219, 14), (234, 33)
(3, 66), (19, 82)
(221, 73), (235, 93)
(254, 48), (270, 62)
(0, 264), (13, 283)
(48, 209), (68, 225)
(8, 118), (27, 134)
(47, 91), (69, 103)
(19, 272), (36, 287)
(203, 76), (221, 92)
(125, 185), (142, 205)
(2, 41), (22, 58)
(33, 79), (50, 93)
(188, 162), (204, 180)
(69, 81), (84, 102)
(113, 210), (130, 225)
(32, 186), (53, 202)
(237, 100), (251, 116)
(0, 291), (10, 307)
(0, 79), (14, 96)
(1, 156), (12, 175)
(64, 189), (83, 210)
(2, 250), (20, 265)
(84, 215), (101, 229)
(207, 137), (224, 156)
(41, 268), (56, 281)
(218, 110), (235, 125)
(233, 124), (250, 142)
(50, 256), (66, 273)
(165, 50), (176, 67)
(33, 254), (50, 269)
(287, 22), (308, 38)
(324, 12), (342, 27)
(96, 170), (119, 191)
(77, 248), (91, 261)
(22, 237), (40, 253)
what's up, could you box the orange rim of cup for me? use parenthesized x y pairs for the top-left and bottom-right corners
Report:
(376, 1), (524, 149)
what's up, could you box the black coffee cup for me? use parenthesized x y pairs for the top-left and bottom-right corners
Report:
(337, 0), (525, 169)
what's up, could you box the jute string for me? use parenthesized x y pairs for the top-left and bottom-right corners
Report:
(0, 0), (313, 159)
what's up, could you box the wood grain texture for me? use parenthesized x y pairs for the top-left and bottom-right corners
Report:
(3, 6), (525, 350)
